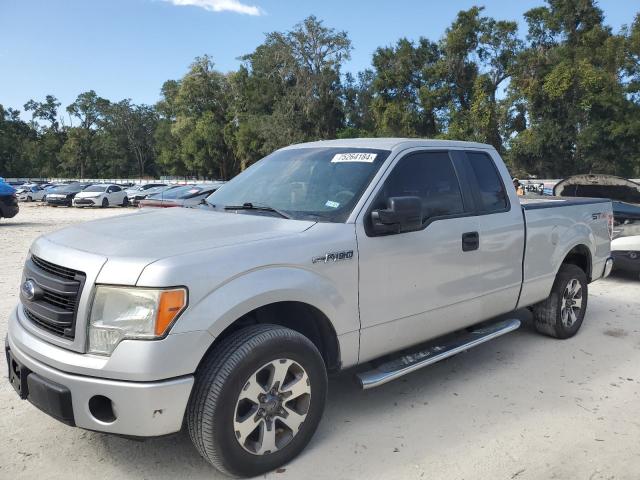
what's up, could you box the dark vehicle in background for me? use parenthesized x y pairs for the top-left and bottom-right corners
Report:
(138, 183), (223, 208)
(0, 178), (19, 219)
(45, 183), (93, 207)
(554, 174), (640, 276)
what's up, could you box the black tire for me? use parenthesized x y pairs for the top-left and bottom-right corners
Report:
(101, 198), (109, 208)
(122, 196), (129, 207)
(186, 324), (328, 477)
(533, 264), (588, 339)
(27, 196), (32, 202)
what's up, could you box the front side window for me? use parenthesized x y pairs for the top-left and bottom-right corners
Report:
(466, 152), (508, 212)
(207, 148), (391, 222)
(371, 151), (465, 223)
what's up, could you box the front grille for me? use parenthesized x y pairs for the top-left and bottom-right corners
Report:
(23, 307), (67, 336)
(21, 255), (86, 339)
(31, 255), (78, 280)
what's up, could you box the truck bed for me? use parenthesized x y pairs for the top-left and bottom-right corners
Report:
(520, 196), (611, 210)
(517, 195), (612, 309)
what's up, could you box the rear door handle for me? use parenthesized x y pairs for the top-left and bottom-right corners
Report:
(462, 231), (479, 252)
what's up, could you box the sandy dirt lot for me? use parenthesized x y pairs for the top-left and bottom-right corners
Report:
(1, 202), (639, 480)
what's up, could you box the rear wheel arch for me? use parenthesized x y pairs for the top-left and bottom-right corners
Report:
(561, 244), (592, 281)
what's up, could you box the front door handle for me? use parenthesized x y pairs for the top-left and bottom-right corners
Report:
(462, 231), (479, 252)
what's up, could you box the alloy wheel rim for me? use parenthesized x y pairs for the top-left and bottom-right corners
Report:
(233, 358), (311, 455)
(561, 278), (583, 328)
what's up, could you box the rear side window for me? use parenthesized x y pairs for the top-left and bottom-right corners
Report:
(373, 151), (464, 222)
(466, 152), (508, 213)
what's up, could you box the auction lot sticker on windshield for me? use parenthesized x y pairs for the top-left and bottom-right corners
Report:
(331, 152), (377, 163)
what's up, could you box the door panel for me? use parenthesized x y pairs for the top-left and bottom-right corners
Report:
(463, 150), (525, 317)
(356, 150), (485, 361)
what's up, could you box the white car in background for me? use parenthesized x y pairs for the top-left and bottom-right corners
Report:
(16, 184), (46, 202)
(72, 184), (128, 208)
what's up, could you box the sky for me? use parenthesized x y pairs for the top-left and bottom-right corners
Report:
(1, 0), (639, 121)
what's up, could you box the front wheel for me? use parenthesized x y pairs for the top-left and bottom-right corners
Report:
(122, 196), (129, 207)
(101, 198), (109, 208)
(533, 264), (588, 339)
(187, 325), (327, 477)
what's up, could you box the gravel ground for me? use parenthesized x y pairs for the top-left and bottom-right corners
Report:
(1, 202), (639, 480)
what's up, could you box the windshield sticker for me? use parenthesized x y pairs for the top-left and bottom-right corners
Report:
(325, 200), (340, 209)
(331, 153), (377, 163)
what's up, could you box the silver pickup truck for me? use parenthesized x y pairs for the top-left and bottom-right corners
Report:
(6, 139), (613, 477)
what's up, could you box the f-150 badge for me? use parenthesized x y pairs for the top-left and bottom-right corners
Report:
(312, 250), (354, 264)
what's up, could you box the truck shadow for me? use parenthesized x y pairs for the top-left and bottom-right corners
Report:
(87, 299), (640, 478)
(90, 310), (540, 478)
(0, 221), (44, 227)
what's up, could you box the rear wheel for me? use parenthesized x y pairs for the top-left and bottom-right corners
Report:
(187, 324), (327, 477)
(533, 264), (588, 339)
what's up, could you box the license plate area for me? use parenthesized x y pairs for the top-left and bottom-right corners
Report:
(6, 347), (30, 399)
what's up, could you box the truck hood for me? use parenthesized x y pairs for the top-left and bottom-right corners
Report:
(44, 207), (315, 261)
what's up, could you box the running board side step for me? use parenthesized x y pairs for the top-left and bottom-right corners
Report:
(355, 318), (521, 389)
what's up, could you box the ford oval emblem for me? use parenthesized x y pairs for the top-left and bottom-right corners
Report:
(22, 279), (36, 301)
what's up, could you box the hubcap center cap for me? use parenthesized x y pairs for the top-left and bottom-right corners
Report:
(261, 394), (281, 415)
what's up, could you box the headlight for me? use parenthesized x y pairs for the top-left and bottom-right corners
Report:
(88, 286), (187, 355)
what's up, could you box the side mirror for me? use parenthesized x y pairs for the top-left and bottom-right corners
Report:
(370, 196), (423, 235)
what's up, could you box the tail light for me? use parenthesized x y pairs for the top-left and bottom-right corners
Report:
(606, 212), (614, 240)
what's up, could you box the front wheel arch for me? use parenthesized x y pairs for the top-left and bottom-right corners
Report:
(201, 301), (341, 374)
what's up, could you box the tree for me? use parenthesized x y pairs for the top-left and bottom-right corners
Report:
(105, 100), (158, 179)
(507, 0), (636, 177)
(370, 38), (442, 137)
(63, 91), (109, 177)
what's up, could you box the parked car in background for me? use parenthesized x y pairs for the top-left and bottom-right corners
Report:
(138, 183), (223, 208)
(127, 184), (175, 206)
(554, 174), (640, 276)
(0, 177), (19, 219)
(73, 184), (129, 208)
(45, 183), (93, 207)
(16, 184), (47, 202)
(41, 184), (66, 202)
(125, 183), (167, 204)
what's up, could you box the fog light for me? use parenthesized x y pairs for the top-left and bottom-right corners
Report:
(88, 395), (116, 423)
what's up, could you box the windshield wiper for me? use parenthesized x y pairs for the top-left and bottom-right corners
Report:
(224, 202), (292, 219)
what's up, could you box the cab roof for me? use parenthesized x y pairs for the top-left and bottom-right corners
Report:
(281, 138), (495, 152)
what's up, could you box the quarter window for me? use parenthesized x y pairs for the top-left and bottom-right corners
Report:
(466, 152), (508, 212)
(373, 151), (465, 223)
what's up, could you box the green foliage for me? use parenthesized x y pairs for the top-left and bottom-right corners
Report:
(1, 4), (639, 180)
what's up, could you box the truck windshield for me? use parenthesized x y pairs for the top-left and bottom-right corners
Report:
(206, 147), (391, 222)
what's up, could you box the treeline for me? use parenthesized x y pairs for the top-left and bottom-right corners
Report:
(1, 1), (639, 180)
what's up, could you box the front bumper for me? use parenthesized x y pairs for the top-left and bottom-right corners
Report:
(6, 308), (195, 437)
(73, 197), (98, 206)
(612, 250), (640, 273)
(46, 197), (72, 206)
(1, 204), (19, 218)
